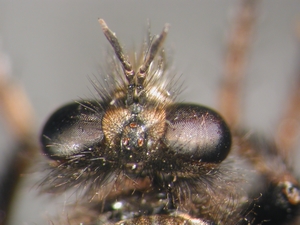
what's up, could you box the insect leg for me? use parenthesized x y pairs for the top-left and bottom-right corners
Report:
(0, 53), (38, 225)
(218, 0), (258, 129)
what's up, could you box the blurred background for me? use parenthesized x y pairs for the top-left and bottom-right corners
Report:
(0, 0), (299, 224)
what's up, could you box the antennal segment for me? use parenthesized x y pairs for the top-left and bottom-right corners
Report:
(137, 24), (169, 87)
(99, 19), (135, 105)
(99, 19), (169, 106)
(99, 19), (135, 82)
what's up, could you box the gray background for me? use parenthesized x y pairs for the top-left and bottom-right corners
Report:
(0, 0), (300, 224)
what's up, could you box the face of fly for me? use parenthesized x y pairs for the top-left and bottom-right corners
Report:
(39, 18), (235, 224)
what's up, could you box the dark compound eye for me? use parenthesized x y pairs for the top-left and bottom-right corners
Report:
(40, 101), (104, 159)
(164, 103), (231, 163)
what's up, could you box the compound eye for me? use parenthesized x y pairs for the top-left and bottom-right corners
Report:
(165, 103), (231, 163)
(40, 101), (104, 159)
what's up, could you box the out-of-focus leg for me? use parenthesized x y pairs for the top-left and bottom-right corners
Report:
(0, 54), (38, 225)
(218, 0), (258, 129)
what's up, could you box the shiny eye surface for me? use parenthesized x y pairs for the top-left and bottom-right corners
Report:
(165, 103), (231, 163)
(41, 101), (104, 159)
